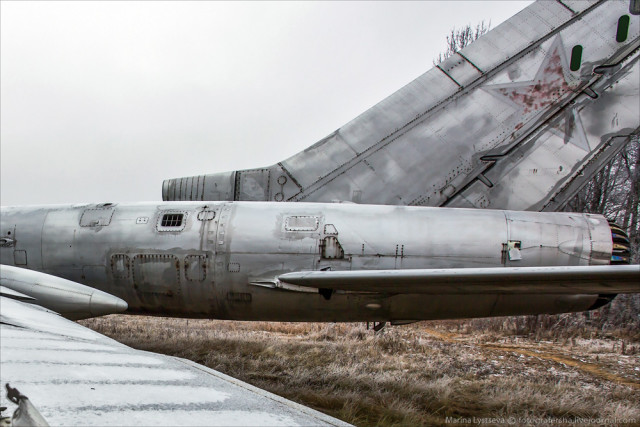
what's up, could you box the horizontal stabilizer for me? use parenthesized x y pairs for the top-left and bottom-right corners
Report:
(279, 265), (640, 295)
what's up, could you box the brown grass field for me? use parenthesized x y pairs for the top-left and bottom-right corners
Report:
(81, 315), (640, 426)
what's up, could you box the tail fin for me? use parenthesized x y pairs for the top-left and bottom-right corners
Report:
(164, 0), (639, 213)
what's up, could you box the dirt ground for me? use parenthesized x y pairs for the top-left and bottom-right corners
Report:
(81, 316), (640, 427)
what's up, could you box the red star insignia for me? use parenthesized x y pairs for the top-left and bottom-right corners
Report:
(486, 37), (573, 115)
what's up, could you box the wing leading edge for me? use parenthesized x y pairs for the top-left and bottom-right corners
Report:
(0, 265), (127, 320)
(278, 265), (640, 295)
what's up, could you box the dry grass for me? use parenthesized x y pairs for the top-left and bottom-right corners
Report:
(80, 316), (640, 427)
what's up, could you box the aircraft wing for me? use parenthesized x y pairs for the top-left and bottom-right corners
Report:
(163, 0), (639, 213)
(278, 265), (640, 295)
(0, 297), (349, 426)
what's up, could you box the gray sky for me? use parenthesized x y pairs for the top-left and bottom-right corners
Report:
(1, 1), (532, 206)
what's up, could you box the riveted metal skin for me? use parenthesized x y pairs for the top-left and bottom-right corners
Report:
(163, 1), (639, 215)
(0, 201), (624, 322)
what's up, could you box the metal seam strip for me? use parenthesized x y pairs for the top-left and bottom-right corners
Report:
(457, 52), (484, 74)
(435, 65), (462, 87)
(556, 0), (576, 15)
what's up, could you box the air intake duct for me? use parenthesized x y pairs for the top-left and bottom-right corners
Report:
(162, 172), (236, 201)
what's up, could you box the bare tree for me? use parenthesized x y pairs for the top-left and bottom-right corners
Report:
(564, 139), (640, 333)
(433, 21), (491, 65)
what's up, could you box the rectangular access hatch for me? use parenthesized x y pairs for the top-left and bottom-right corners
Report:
(132, 254), (181, 294)
(285, 216), (319, 231)
(111, 254), (130, 279)
(14, 250), (27, 266)
(80, 208), (114, 227)
(185, 255), (207, 281)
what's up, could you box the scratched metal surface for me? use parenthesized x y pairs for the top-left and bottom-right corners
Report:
(162, 0), (639, 212)
(0, 297), (350, 426)
(0, 202), (616, 321)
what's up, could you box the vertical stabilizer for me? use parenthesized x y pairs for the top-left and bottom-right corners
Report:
(163, 0), (639, 212)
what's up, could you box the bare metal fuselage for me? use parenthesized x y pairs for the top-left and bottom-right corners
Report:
(0, 202), (614, 322)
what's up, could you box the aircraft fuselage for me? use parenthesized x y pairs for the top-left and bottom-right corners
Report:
(0, 202), (614, 322)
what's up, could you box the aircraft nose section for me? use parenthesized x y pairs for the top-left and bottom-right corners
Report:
(89, 290), (128, 317)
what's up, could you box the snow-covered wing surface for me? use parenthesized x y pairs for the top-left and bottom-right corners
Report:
(0, 297), (349, 426)
(279, 265), (640, 295)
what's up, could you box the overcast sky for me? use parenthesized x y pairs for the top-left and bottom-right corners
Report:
(1, 1), (532, 206)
